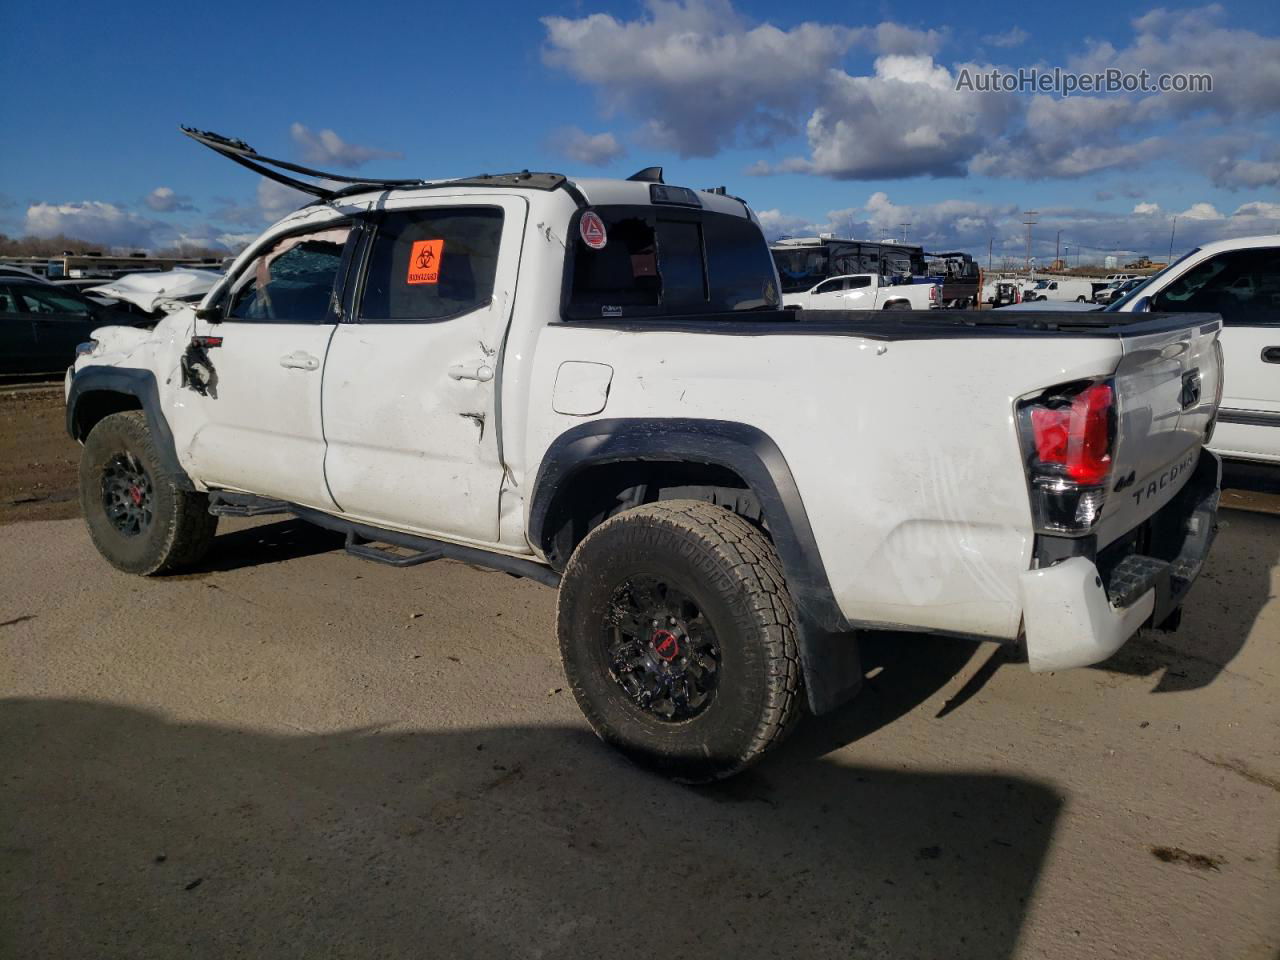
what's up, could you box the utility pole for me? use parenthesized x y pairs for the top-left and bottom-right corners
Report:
(1055, 230), (1061, 269)
(899, 222), (911, 244)
(988, 237), (993, 272)
(1168, 216), (1177, 263)
(1023, 210), (1038, 274)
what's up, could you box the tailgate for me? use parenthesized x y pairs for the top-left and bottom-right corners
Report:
(1094, 314), (1222, 547)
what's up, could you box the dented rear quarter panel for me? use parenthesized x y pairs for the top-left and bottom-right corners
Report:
(517, 323), (1131, 641)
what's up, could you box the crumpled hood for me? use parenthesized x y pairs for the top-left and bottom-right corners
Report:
(86, 268), (221, 313)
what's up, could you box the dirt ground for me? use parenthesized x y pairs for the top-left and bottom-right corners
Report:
(0, 386), (80, 525)
(1, 387), (1278, 959)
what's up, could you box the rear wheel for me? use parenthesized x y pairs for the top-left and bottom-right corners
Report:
(557, 500), (802, 782)
(884, 301), (911, 310)
(79, 412), (218, 575)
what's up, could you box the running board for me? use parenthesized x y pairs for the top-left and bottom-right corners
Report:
(292, 506), (562, 588)
(208, 492), (290, 517)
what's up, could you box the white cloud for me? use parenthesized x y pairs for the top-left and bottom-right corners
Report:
(289, 123), (401, 169)
(24, 201), (178, 249)
(552, 127), (626, 166)
(1235, 200), (1280, 219)
(795, 55), (1015, 179)
(759, 192), (1280, 263)
(984, 26), (1028, 48)
(1072, 5), (1280, 122)
(257, 178), (311, 223)
(542, 0), (857, 156)
(143, 186), (195, 213)
(542, 0), (1280, 186)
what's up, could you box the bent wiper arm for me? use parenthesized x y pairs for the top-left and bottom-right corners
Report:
(180, 126), (425, 199)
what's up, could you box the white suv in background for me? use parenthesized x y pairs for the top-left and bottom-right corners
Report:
(1106, 235), (1280, 464)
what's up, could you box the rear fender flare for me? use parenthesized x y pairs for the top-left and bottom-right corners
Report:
(529, 418), (859, 714)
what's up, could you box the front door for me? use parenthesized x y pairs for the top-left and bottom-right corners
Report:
(321, 197), (526, 544)
(179, 220), (355, 510)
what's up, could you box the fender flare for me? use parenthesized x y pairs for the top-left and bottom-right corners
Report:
(66, 366), (192, 488)
(528, 418), (859, 713)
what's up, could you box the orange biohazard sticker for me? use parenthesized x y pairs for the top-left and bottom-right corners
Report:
(407, 239), (444, 284)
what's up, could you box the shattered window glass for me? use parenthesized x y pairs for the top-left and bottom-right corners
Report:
(227, 225), (351, 323)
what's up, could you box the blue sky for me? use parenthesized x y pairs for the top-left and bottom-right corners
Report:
(1, 0), (1277, 264)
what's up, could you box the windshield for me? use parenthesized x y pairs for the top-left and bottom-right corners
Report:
(1106, 248), (1199, 311)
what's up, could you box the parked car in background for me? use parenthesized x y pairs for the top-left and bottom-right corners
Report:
(1, 279), (142, 374)
(782, 272), (939, 310)
(1024, 278), (1094, 302)
(1105, 235), (1280, 464)
(86, 268), (221, 316)
(1095, 278), (1144, 305)
(0, 265), (55, 285)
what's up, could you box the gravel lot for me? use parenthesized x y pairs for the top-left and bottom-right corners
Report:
(1, 388), (1278, 959)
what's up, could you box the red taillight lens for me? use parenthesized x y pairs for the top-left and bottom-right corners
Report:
(1028, 382), (1114, 484)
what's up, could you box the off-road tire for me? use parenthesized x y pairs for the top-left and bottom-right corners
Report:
(557, 499), (802, 782)
(79, 411), (218, 575)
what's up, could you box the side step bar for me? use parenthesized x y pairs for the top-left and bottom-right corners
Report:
(344, 531), (442, 568)
(204, 492), (561, 587)
(208, 492), (290, 517)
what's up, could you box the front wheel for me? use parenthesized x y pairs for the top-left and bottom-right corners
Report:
(557, 500), (802, 782)
(79, 411), (218, 575)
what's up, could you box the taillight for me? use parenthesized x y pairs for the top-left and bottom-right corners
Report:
(1017, 380), (1117, 536)
(1205, 338), (1224, 443)
(930, 285), (939, 302)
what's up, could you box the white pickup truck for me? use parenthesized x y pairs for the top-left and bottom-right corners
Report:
(65, 129), (1224, 781)
(781, 272), (939, 311)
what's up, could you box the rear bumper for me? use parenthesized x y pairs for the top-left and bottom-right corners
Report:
(1020, 451), (1221, 672)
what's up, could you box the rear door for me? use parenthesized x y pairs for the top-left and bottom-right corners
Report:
(12, 284), (100, 371)
(321, 196), (526, 543)
(0, 284), (39, 373)
(1151, 245), (1280, 463)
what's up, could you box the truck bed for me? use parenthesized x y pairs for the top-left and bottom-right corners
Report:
(567, 309), (1222, 340)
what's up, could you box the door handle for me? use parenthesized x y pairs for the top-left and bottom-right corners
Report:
(1263, 346), (1280, 364)
(279, 351), (320, 371)
(448, 361), (494, 382)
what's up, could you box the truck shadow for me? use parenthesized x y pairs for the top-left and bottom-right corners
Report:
(1095, 504), (1279, 692)
(1, 698), (1060, 960)
(181, 517), (345, 575)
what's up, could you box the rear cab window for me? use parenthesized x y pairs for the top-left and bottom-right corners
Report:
(565, 205), (778, 320)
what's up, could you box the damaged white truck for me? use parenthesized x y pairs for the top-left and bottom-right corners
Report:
(66, 128), (1224, 781)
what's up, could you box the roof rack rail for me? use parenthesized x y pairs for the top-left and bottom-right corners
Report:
(181, 126), (574, 203)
